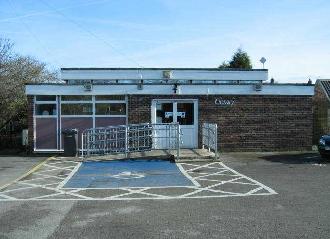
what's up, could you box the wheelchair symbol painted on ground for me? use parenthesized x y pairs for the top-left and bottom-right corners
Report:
(111, 171), (145, 180)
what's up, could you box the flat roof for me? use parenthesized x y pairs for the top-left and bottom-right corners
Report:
(61, 67), (268, 71)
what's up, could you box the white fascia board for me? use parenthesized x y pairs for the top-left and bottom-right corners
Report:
(26, 84), (314, 96)
(61, 69), (268, 81)
(26, 84), (173, 95)
(180, 84), (314, 95)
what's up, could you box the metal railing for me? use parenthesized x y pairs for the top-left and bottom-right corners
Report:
(202, 123), (218, 160)
(81, 123), (181, 159)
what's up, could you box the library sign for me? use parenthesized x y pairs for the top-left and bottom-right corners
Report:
(214, 98), (235, 106)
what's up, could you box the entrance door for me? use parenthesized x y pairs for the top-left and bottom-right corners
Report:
(152, 100), (198, 148)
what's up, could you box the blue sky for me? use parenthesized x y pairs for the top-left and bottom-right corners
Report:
(0, 0), (329, 83)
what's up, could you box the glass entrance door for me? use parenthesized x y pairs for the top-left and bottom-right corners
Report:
(153, 100), (198, 148)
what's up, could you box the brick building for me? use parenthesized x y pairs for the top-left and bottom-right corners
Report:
(25, 68), (314, 153)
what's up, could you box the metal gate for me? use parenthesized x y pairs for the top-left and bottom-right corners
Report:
(202, 123), (218, 160)
(81, 123), (181, 159)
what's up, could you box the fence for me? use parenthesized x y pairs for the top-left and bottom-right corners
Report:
(81, 123), (181, 159)
(202, 123), (218, 160)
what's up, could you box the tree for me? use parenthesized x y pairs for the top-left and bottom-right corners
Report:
(0, 38), (59, 131)
(219, 48), (253, 69)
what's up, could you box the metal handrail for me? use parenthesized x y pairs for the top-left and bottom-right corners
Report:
(81, 123), (181, 159)
(202, 123), (218, 160)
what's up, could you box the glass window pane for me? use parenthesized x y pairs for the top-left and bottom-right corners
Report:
(156, 103), (173, 123)
(177, 103), (194, 125)
(61, 95), (92, 101)
(95, 95), (125, 101)
(61, 103), (92, 115)
(36, 104), (57, 115)
(95, 103), (126, 115)
(36, 95), (56, 101)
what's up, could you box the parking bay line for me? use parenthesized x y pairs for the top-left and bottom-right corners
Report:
(56, 162), (82, 189)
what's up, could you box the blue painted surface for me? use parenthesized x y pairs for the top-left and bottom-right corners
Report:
(64, 159), (194, 188)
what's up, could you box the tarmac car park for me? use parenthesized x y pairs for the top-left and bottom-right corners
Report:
(0, 152), (329, 239)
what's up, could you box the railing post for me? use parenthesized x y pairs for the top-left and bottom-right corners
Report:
(176, 123), (180, 160)
(125, 126), (128, 158)
(81, 132), (84, 159)
(208, 124), (210, 152)
(214, 124), (218, 161)
(86, 131), (90, 157)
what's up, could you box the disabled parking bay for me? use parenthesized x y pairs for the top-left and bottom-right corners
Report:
(0, 157), (277, 201)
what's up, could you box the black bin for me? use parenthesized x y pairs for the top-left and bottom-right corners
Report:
(62, 129), (78, 157)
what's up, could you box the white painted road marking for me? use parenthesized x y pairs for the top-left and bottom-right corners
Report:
(0, 159), (277, 201)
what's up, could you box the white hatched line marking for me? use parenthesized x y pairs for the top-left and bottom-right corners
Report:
(229, 181), (258, 186)
(63, 185), (198, 190)
(180, 176), (245, 197)
(37, 168), (63, 173)
(0, 193), (16, 200)
(108, 188), (147, 199)
(246, 187), (263, 195)
(32, 192), (65, 200)
(42, 183), (62, 189)
(17, 181), (93, 200)
(198, 178), (226, 182)
(20, 176), (55, 182)
(218, 162), (277, 195)
(0, 160), (277, 201)
(47, 161), (68, 165)
(177, 163), (201, 187)
(0, 185), (35, 193)
(43, 164), (76, 170)
(56, 162), (82, 189)
(33, 172), (66, 180)
(193, 169), (229, 179)
(185, 162), (225, 172)
(177, 163), (200, 167)
(131, 190), (168, 198)
(200, 188), (242, 195)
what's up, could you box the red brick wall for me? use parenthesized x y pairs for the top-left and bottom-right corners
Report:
(27, 96), (34, 152)
(128, 94), (313, 152)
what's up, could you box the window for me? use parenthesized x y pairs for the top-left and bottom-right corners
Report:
(61, 103), (93, 115)
(95, 95), (125, 101)
(59, 95), (127, 116)
(177, 103), (194, 125)
(35, 104), (57, 116)
(156, 103), (173, 123)
(95, 103), (126, 115)
(36, 95), (56, 101)
(61, 95), (92, 101)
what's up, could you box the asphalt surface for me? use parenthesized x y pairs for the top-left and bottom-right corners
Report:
(0, 152), (329, 239)
(0, 156), (46, 188)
